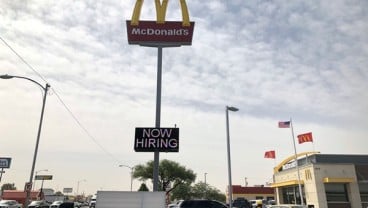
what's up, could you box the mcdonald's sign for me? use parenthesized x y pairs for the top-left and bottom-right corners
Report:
(126, 0), (195, 46)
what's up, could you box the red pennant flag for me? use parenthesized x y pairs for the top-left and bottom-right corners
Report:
(264, 150), (276, 159)
(297, 132), (313, 144)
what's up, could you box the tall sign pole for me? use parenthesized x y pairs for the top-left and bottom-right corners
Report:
(0, 168), (4, 182)
(127, 0), (194, 192)
(153, 46), (163, 191)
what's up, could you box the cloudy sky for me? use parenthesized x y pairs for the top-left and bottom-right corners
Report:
(1, 0), (367, 196)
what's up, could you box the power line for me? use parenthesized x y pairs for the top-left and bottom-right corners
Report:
(0, 36), (123, 164)
(52, 90), (123, 163)
(0, 36), (47, 83)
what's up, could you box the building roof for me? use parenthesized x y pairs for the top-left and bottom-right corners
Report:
(2, 190), (41, 199)
(275, 153), (368, 173)
(310, 154), (368, 165)
(232, 185), (274, 194)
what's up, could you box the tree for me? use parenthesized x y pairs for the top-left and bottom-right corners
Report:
(133, 159), (196, 192)
(138, 183), (149, 191)
(171, 182), (226, 202)
(191, 182), (226, 202)
(55, 191), (64, 196)
(170, 182), (192, 200)
(1, 183), (16, 191)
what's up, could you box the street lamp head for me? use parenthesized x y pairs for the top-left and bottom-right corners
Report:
(0, 74), (14, 79)
(119, 164), (133, 169)
(227, 106), (239, 112)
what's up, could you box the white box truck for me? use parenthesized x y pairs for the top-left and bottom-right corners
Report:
(95, 191), (166, 208)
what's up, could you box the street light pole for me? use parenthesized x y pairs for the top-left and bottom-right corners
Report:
(204, 172), (207, 199)
(204, 172), (207, 185)
(0, 74), (50, 207)
(226, 106), (239, 208)
(33, 169), (48, 190)
(76, 179), (86, 196)
(119, 164), (134, 191)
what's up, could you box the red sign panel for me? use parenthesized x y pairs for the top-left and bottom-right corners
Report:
(126, 21), (194, 46)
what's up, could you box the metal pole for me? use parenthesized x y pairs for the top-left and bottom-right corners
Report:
(204, 172), (207, 199)
(1, 75), (50, 206)
(290, 119), (304, 205)
(33, 177), (37, 191)
(225, 106), (238, 208)
(204, 173), (207, 185)
(225, 108), (233, 208)
(0, 75), (51, 205)
(40, 180), (44, 192)
(76, 179), (86, 195)
(119, 165), (133, 191)
(25, 82), (49, 206)
(77, 181), (80, 195)
(33, 169), (48, 190)
(153, 46), (162, 192)
(130, 169), (133, 192)
(0, 168), (4, 182)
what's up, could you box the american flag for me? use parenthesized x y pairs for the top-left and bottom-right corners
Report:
(278, 121), (290, 128)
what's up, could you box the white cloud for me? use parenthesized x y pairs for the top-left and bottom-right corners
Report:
(0, 0), (367, 195)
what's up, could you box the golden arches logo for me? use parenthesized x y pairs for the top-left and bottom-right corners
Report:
(305, 169), (313, 180)
(131, 0), (191, 26)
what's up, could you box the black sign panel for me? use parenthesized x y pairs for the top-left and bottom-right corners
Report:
(135, 128), (179, 152)
(0, 158), (11, 168)
(35, 175), (53, 180)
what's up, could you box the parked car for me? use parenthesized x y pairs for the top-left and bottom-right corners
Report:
(89, 197), (96, 208)
(250, 200), (262, 208)
(265, 200), (276, 208)
(233, 197), (251, 208)
(50, 201), (63, 208)
(168, 204), (178, 208)
(168, 200), (183, 208)
(73, 202), (81, 208)
(177, 199), (228, 208)
(0, 200), (22, 208)
(59, 202), (75, 208)
(268, 205), (307, 208)
(27, 200), (50, 208)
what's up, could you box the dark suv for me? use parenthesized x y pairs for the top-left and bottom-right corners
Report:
(178, 199), (228, 208)
(233, 197), (251, 208)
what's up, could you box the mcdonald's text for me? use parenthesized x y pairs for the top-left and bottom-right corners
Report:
(126, 20), (194, 46)
(131, 28), (189, 36)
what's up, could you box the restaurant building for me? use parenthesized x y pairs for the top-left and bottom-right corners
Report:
(271, 152), (368, 208)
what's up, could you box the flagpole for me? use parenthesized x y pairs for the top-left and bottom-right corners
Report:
(290, 118), (304, 205)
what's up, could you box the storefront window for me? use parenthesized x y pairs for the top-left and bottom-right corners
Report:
(325, 183), (349, 202)
(281, 186), (305, 204)
(359, 183), (368, 202)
